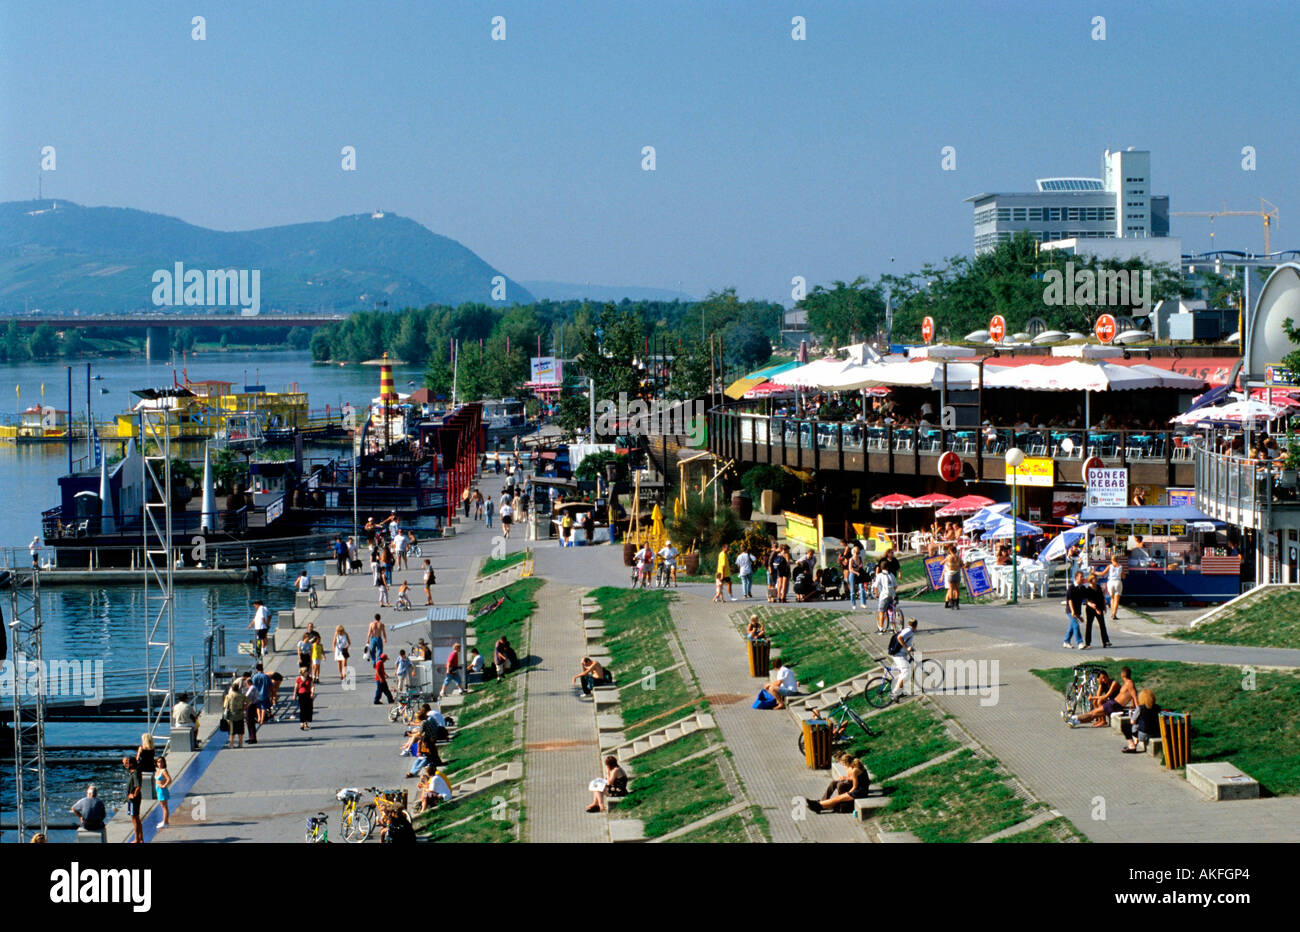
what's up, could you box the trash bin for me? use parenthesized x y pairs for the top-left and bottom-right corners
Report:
(746, 637), (770, 678)
(1158, 711), (1190, 770)
(801, 717), (832, 769)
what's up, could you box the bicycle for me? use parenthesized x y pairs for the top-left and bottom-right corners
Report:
(863, 652), (944, 708)
(474, 595), (507, 619)
(656, 558), (673, 589)
(877, 596), (905, 634)
(307, 585), (319, 610)
(1062, 664), (1109, 720)
(797, 698), (880, 755)
(305, 812), (329, 843)
(337, 787), (372, 843)
(388, 686), (425, 724)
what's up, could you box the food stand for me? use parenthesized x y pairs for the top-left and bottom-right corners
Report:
(1077, 504), (1241, 603)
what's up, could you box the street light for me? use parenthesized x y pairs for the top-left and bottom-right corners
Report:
(1005, 446), (1026, 605)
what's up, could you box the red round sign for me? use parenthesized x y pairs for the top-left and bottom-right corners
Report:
(1082, 455), (1104, 484)
(1095, 314), (1117, 344)
(921, 316), (935, 344)
(938, 451), (962, 483)
(988, 315), (1006, 343)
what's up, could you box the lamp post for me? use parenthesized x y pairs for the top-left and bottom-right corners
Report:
(1005, 447), (1025, 605)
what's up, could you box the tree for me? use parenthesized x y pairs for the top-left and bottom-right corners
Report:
(60, 327), (85, 357)
(800, 277), (885, 346)
(721, 320), (772, 369)
(28, 325), (58, 358)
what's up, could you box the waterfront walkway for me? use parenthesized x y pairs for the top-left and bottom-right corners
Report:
(110, 475), (1300, 843)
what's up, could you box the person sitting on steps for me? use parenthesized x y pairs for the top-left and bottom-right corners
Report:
(586, 756), (629, 813)
(1121, 688), (1162, 753)
(807, 757), (870, 813)
(572, 656), (613, 696)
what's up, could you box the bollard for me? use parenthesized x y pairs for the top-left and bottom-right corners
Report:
(1158, 711), (1190, 770)
(746, 637), (770, 678)
(801, 718), (832, 769)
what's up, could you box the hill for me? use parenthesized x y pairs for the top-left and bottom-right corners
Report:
(0, 200), (534, 314)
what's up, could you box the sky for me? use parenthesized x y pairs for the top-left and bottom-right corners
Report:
(2, 0), (1298, 305)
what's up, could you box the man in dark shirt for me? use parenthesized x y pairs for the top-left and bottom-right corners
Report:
(1082, 572), (1110, 649)
(1063, 571), (1086, 649)
(251, 664), (273, 724)
(70, 784), (107, 837)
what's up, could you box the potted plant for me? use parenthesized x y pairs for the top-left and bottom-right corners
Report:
(741, 464), (788, 516)
(1283, 428), (1300, 487)
(668, 491), (743, 576)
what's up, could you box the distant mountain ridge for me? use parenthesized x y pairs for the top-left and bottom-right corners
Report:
(0, 200), (534, 314)
(519, 280), (695, 303)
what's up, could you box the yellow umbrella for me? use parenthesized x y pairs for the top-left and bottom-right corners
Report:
(650, 503), (665, 554)
(673, 495), (683, 521)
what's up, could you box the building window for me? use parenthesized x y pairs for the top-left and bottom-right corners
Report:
(1012, 208), (1026, 221)
(997, 208), (1011, 221)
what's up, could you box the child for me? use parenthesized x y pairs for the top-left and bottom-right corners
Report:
(377, 573), (391, 608)
(396, 580), (412, 610)
(310, 632), (324, 683)
(713, 572), (725, 603)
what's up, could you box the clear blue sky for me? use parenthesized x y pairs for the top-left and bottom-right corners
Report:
(2, 0), (1296, 304)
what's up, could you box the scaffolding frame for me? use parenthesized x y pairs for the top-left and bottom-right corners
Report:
(6, 567), (47, 842)
(141, 409), (176, 746)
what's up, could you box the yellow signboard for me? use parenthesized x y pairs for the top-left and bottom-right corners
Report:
(784, 510), (823, 549)
(1005, 456), (1054, 488)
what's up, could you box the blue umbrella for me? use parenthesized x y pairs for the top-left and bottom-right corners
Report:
(962, 503), (1012, 534)
(1040, 523), (1096, 561)
(985, 516), (1042, 539)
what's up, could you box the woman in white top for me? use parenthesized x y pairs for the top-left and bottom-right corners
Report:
(1106, 555), (1123, 621)
(333, 625), (351, 678)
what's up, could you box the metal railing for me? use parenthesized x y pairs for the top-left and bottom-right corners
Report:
(1192, 440), (1300, 529)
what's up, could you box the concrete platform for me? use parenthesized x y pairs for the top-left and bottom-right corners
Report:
(877, 830), (921, 843)
(596, 713), (625, 732)
(853, 795), (892, 820)
(1186, 763), (1260, 801)
(609, 819), (646, 843)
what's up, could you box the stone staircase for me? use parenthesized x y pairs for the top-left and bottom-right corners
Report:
(453, 760), (523, 800)
(783, 670), (879, 721)
(603, 711), (717, 760)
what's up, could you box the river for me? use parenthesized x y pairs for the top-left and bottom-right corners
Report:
(0, 348), (428, 837)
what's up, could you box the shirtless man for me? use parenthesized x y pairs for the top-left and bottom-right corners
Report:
(366, 614), (387, 667)
(1068, 668), (1137, 727)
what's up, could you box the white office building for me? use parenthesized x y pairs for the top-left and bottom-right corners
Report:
(966, 148), (1170, 253)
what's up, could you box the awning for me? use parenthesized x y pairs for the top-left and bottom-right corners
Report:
(1078, 504), (1221, 524)
(725, 376), (767, 400)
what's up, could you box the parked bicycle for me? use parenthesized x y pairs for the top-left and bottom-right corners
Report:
(337, 787), (371, 842)
(881, 597), (905, 634)
(863, 653), (944, 708)
(305, 812), (329, 843)
(307, 585), (319, 610)
(797, 698), (880, 755)
(1062, 664), (1109, 720)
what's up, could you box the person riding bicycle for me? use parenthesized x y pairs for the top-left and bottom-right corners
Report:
(657, 541), (679, 587)
(295, 570), (313, 596)
(395, 580), (412, 610)
(871, 563), (898, 635)
(887, 618), (919, 700)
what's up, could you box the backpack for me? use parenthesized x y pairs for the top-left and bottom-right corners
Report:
(887, 632), (902, 655)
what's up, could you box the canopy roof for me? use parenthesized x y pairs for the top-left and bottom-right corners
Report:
(1171, 399), (1288, 425)
(1078, 504), (1219, 524)
(983, 360), (1205, 392)
(776, 357), (858, 388)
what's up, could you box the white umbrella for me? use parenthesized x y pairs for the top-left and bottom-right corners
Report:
(1171, 399), (1289, 425)
(846, 360), (989, 390)
(1040, 523), (1096, 562)
(776, 357), (857, 388)
(982, 360), (1162, 392)
(1031, 330), (1069, 345)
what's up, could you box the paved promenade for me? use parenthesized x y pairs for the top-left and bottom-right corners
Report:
(106, 474), (1300, 843)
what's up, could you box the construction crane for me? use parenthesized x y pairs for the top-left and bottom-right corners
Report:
(1172, 198), (1279, 255)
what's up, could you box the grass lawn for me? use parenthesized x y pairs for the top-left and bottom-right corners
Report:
(413, 780), (521, 843)
(995, 816), (1088, 843)
(832, 699), (960, 780)
(435, 577), (541, 777)
(1030, 660), (1300, 796)
(678, 568), (768, 586)
(664, 806), (768, 843)
(730, 605), (870, 687)
(1170, 589), (1300, 650)
(898, 556), (928, 587)
(878, 749), (1040, 843)
(614, 747), (736, 838)
(479, 551), (528, 577)
(592, 587), (706, 739)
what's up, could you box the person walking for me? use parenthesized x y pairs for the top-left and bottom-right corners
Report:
(295, 665), (315, 730)
(374, 652), (395, 705)
(376, 564), (391, 607)
(422, 559), (435, 605)
(1106, 554), (1124, 622)
(154, 756), (173, 828)
(461, 486), (471, 518)
(248, 599), (271, 655)
(848, 544), (866, 610)
(484, 496), (495, 528)
(250, 663), (273, 726)
(310, 631), (325, 683)
(1082, 571), (1111, 649)
(1063, 571), (1086, 649)
(366, 613), (386, 666)
(943, 545), (963, 610)
(736, 544), (756, 599)
(501, 501), (513, 539)
(439, 641), (465, 698)
(223, 678), (247, 749)
(394, 649), (413, 695)
(334, 535), (349, 576)
(333, 625), (351, 679)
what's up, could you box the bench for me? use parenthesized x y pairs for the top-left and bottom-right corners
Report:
(1186, 762), (1260, 801)
(853, 793), (892, 820)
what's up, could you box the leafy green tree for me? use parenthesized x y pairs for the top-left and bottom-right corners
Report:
(60, 327), (85, 357)
(28, 325), (58, 358)
(800, 277), (885, 346)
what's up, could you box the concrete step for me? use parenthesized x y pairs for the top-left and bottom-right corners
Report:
(877, 830), (922, 843)
(1186, 762), (1260, 801)
(596, 713), (624, 733)
(609, 819), (646, 843)
(695, 713), (716, 729)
